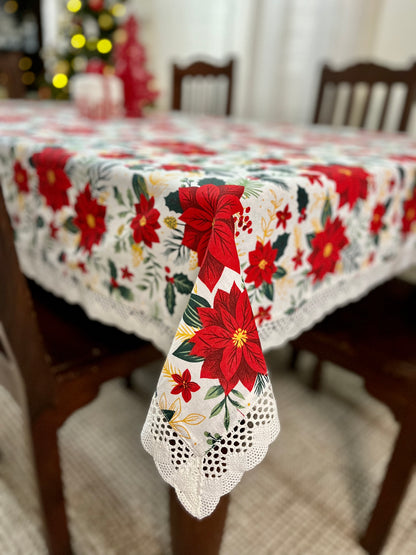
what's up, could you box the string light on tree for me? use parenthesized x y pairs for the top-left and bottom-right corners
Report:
(71, 34), (86, 49)
(67, 0), (82, 13)
(44, 0), (128, 98)
(52, 73), (68, 89)
(97, 38), (112, 54)
(111, 3), (126, 17)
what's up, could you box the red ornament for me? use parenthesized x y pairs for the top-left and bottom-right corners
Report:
(88, 0), (105, 11)
(86, 58), (106, 74)
(114, 15), (158, 117)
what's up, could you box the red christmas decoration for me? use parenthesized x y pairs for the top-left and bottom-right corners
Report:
(114, 15), (158, 117)
(88, 0), (105, 11)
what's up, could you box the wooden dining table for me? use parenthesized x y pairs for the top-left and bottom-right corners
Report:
(1, 100), (416, 552)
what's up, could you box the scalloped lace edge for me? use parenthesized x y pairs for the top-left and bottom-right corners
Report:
(17, 248), (173, 356)
(141, 389), (280, 519)
(259, 244), (416, 351)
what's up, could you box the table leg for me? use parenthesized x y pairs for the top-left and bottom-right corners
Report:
(169, 488), (229, 555)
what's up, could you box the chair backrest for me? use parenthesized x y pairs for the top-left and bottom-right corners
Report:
(0, 184), (54, 417)
(171, 58), (234, 116)
(313, 61), (416, 131)
(0, 52), (26, 98)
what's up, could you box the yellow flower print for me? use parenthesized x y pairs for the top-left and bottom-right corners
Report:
(164, 216), (178, 229)
(174, 323), (197, 343)
(131, 243), (143, 267)
(159, 393), (205, 439)
(189, 250), (198, 271)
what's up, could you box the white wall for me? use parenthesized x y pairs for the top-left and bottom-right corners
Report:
(148, 0), (255, 115)
(372, 0), (416, 65)
(41, 0), (416, 129)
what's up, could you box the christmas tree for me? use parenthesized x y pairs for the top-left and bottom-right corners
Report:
(43, 0), (127, 98)
(43, 0), (158, 114)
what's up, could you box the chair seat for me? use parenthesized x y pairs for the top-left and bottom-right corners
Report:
(29, 280), (152, 374)
(294, 278), (416, 380)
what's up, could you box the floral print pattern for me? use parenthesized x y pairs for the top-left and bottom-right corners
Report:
(179, 183), (244, 290)
(191, 284), (267, 395)
(73, 184), (107, 253)
(32, 147), (73, 211)
(1, 102), (416, 517)
(244, 241), (277, 287)
(130, 194), (161, 246)
(307, 164), (370, 208)
(307, 217), (349, 283)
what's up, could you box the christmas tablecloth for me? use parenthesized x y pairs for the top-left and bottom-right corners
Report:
(1, 101), (416, 518)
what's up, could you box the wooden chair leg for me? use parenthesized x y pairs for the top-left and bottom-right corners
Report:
(124, 374), (134, 390)
(310, 358), (323, 391)
(169, 488), (229, 555)
(30, 410), (72, 555)
(289, 346), (300, 372)
(360, 410), (416, 555)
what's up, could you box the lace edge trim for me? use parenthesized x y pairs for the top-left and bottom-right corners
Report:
(141, 394), (280, 519)
(17, 249), (173, 356)
(259, 246), (416, 351)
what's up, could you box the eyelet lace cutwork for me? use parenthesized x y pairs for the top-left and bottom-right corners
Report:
(142, 381), (279, 519)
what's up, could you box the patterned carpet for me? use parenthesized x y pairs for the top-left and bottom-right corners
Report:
(0, 348), (415, 554)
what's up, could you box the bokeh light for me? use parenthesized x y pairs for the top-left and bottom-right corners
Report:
(71, 34), (86, 49)
(111, 3), (126, 18)
(98, 13), (113, 30)
(21, 72), (35, 85)
(52, 74), (68, 89)
(67, 0), (82, 13)
(97, 39), (112, 54)
(18, 57), (32, 71)
(4, 1), (18, 14)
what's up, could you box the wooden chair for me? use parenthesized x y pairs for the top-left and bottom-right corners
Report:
(0, 52), (26, 98)
(0, 186), (163, 554)
(313, 61), (416, 131)
(291, 279), (416, 554)
(171, 58), (234, 116)
(289, 61), (416, 553)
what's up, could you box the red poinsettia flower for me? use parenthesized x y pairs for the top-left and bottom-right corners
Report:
(389, 154), (416, 163)
(298, 207), (307, 222)
(130, 194), (161, 247)
(49, 222), (59, 239)
(32, 147), (73, 211)
(121, 266), (134, 280)
(151, 140), (216, 156)
(370, 203), (386, 235)
(306, 164), (370, 209)
(77, 262), (88, 274)
(300, 171), (324, 187)
(179, 183), (244, 291)
(401, 191), (416, 235)
(254, 305), (272, 326)
(190, 283), (267, 395)
(99, 151), (133, 159)
(254, 158), (287, 166)
(244, 241), (277, 287)
(292, 247), (304, 269)
(171, 369), (200, 403)
(276, 204), (292, 229)
(307, 216), (349, 283)
(161, 164), (201, 172)
(13, 161), (29, 193)
(73, 184), (107, 253)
